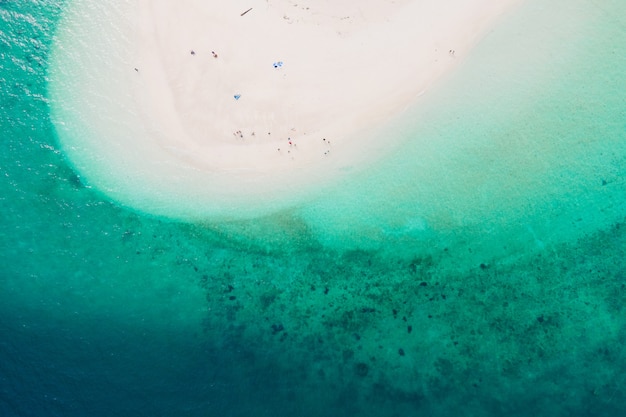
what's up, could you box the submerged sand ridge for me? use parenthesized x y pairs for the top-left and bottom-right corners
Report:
(50, 0), (522, 219)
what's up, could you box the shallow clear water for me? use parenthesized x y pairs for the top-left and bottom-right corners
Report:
(1, 1), (626, 416)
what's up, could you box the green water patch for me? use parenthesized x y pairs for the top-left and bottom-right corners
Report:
(4, 207), (624, 416)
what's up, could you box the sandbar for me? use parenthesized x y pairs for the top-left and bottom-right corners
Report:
(50, 0), (523, 219)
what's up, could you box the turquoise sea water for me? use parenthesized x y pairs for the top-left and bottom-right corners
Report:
(2, 1), (626, 416)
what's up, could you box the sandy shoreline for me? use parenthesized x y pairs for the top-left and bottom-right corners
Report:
(132, 0), (521, 174)
(50, 0), (523, 219)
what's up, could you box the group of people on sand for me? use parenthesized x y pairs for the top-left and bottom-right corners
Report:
(136, 45), (335, 158)
(190, 49), (218, 58)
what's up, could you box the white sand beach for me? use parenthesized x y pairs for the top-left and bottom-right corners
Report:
(50, 0), (523, 219)
(133, 0), (522, 171)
